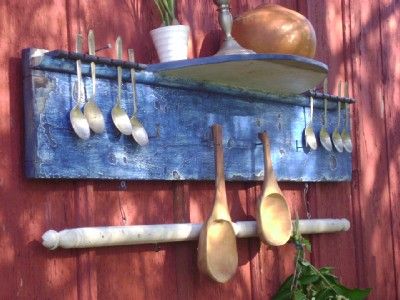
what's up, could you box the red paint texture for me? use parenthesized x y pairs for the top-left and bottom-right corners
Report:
(0, 0), (398, 299)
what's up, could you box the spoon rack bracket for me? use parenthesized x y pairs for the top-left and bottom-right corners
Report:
(22, 48), (353, 182)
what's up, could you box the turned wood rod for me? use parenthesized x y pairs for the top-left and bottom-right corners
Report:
(42, 218), (350, 250)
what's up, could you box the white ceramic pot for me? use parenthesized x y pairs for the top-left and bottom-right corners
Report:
(150, 25), (190, 63)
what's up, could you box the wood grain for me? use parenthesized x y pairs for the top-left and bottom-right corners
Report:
(304, 0), (359, 289)
(23, 56), (351, 182)
(378, 0), (400, 297)
(0, 0), (398, 299)
(348, 0), (397, 297)
(0, 1), (77, 299)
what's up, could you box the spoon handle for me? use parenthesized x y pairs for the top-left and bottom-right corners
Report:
(323, 78), (328, 126)
(344, 81), (349, 130)
(337, 81), (342, 127)
(116, 37), (122, 105)
(76, 34), (83, 106)
(212, 124), (228, 209)
(309, 95), (314, 123)
(128, 49), (138, 115)
(88, 30), (96, 99)
(258, 132), (278, 191)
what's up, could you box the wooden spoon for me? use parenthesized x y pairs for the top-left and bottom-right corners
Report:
(197, 124), (238, 283)
(257, 132), (292, 246)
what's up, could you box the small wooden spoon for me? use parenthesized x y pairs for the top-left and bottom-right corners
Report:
(197, 124), (238, 283)
(257, 132), (292, 246)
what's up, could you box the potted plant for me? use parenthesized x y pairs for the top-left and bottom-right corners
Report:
(150, 0), (190, 63)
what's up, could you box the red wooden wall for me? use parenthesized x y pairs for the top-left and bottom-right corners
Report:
(0, 0), (399, 299)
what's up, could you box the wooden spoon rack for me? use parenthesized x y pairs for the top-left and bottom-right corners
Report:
(22, 48), (354, 181)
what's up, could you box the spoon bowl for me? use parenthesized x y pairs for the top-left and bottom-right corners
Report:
(341, 82), (353, 153)
(70, 106), (90, 140)
(304, 95), (317, 150)
(130, 117), (149, 146)
(84, 30), (105, 134)
(69, 35), (90, 140)
(84, 100), (105, 134)
(257, 132), (292, 246)
(319, 127), (332, 151)
(128, 49), (149, 146)
(112, 106), (132, 135)
(332, 128), (344, 152)
(341, 129), (353, 153)
(305, 124), (317, 150)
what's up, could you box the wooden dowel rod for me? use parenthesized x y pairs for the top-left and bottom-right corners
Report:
(42, 218), (350, 250)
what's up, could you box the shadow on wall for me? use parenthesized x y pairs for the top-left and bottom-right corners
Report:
(0, 0), (399, 299)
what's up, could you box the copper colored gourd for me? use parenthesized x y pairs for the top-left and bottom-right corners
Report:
(232, 4), (316, 58)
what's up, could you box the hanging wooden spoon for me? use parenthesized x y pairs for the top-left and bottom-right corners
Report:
(256, 132), (292, 246)
(197, 124), (238, 283)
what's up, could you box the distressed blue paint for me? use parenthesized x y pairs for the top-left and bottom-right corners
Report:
(22, 48), (352, 181)
(27, 49), (357, 109)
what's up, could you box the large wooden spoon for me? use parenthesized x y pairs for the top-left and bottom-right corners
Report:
(257, 132), (292, 246)
(197, 124), (238, 283)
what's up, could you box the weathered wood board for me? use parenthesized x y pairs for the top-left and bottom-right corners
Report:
(23, 48), (352, 181)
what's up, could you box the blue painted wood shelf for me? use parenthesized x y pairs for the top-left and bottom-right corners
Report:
(22, 48), (354, 181)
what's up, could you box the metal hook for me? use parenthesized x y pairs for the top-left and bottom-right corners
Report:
(86, 43), (112, 55)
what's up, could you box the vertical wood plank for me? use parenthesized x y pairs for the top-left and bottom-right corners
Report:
(379, 0), (400, 297)
(0, 0), (399, 299)
(75, 183), (97, 300)
(238, 3), (304, 299)
(303, 0), (359, 289)
(348, 0), (397, 297)
(94, 181), (178, 300)
(0, 1), (78, 299)
(76, 0), (159, 63)
(173, 182), (195, 300)
(178, 0), (220, 58)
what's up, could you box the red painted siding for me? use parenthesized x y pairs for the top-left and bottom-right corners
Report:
(0, 0), (398, 299)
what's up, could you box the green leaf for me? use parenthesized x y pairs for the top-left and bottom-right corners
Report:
(154, 0), (175, 25)
(315, 288), (336, 300)
(277, 275), (294, 292)
(322, 273), (339, 284)
(302, 238), (312, 252)
(272, 289), (292, 300)
(319, 267), (334, 274)
(299, 274), (320, 285)
(293, 290), (307, 300)
(333, 284), (371, 300)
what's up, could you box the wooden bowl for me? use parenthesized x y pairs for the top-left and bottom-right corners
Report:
(232, 4), (316, 58)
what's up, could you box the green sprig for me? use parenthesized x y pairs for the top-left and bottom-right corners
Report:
(273, 217), (371, 300)
(154, 0), (177, 26)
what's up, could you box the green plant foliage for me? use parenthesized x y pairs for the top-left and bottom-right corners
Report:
(273, 219), (371, 300)
(154, 0), (177, 26)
